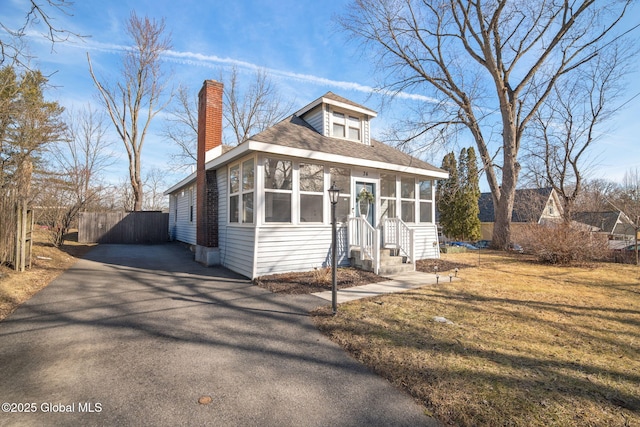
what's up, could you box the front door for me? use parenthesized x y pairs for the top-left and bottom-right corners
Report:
(355, 182), (375, 227)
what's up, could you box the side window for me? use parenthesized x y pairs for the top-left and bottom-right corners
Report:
(400, 177), (415, 223)
(330, 167), (351, 222)
(229, 159), (255, 224)
(264, 158), (292, 222)
(299, 163), (324, 223)
(419, 179), (433, 223)
(380, 174), (396, 220)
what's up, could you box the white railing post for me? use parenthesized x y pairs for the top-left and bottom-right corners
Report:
(374, 228), (380, 274)
(410, 228), (415, 269)
(359, 216), (365, 260)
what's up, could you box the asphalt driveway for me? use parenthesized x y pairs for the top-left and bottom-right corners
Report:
(0, 243), (438, 426)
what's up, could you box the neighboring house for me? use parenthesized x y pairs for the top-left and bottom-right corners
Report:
(164, 80), (448, 279)
(477, 187), (563, 241)
(572, 211), (637, 248)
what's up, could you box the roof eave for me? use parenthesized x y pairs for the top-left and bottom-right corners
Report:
(247, 140), (447, 178)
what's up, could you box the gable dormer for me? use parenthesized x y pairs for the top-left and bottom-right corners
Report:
(295, 92), (377, 146)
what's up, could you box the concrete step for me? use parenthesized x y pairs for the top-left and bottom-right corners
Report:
(350, 247), (413, 275)
(378, 262), (415, 276)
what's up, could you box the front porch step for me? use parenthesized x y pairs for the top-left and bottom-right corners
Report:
(350, 248), (414, 275)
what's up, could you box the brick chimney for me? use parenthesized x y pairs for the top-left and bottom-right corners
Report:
(195, 80), (223, 263)
(197, 80), (224, 164)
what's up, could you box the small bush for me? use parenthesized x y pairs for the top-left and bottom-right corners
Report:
(312, 266), (332, 285)
(516, 223), (610, 264)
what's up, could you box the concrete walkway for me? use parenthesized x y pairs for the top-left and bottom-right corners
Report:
(313, 270), (455, 303)
(0, 243), (440, 427)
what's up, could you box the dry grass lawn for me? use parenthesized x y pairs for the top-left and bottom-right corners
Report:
(313, 251), (640, 427)
(0, 229), (94, 321)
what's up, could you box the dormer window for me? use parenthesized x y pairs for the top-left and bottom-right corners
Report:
(332, 111), (362, 142)
(332, 112), (346, 138)
(348, 116), (361, 140)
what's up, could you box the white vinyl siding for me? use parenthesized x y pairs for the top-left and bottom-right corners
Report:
(223, 226), (255, 278)
(218, 167), (228, 255)
(173, 186), (197, 244)
(255, 225), (349, 277)
(304, 106), (324, 134)
(412, 223), (440, 260)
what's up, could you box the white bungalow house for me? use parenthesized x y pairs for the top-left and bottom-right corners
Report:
(164, 80), (448, 279)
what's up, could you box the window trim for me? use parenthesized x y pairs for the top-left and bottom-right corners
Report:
(228, 157), (255, 225)
(400, 176), (416, 223)
(263, 156), (294, 224)
(331, 109), (362, 142)
(419, 179), (434, 223)
(299, 162), (325, 223)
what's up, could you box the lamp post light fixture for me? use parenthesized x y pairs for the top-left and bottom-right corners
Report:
(328, 182), (340, 315)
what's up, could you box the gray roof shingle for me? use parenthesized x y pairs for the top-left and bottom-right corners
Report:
(250, 115), (445, 174)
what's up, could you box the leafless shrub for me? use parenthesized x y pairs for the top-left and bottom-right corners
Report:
(312, 267), (331, 285)
(517, 223), (610, 265)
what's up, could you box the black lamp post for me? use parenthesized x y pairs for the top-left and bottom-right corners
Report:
(328, 182), (340, 315)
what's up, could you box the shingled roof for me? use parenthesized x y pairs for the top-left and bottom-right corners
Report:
(250, 114), (445, 174)
(478, 188), (554, 223)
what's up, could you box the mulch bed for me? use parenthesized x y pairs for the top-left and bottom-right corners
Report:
(254, 267), (388, 294)
(415, 258), (475, 273)
(254, 257), (476, 295)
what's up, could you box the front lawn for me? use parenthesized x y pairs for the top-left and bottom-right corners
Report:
(312, 252), (640, 426)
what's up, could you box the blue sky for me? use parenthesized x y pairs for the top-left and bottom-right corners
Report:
(2, 0), (639, 192)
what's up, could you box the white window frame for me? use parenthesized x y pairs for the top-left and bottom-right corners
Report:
(419, 179), (434, 223)
(330, 166), (352, 223)
(263, 156), (293, 224)
(299, 162), (325, 223)
(331, 109), (362, 142)
(228, 157), (255, 225)
(400, 176), (416, 223)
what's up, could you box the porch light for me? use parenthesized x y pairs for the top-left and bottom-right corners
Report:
(328, 181), (341, 315)
(328, 182), (340, 205)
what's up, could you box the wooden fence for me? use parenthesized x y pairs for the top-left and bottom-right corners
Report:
(78, 211), (169, 244)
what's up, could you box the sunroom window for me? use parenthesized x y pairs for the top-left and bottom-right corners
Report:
(330, 167), (351, 222)
(264, 158), (292, 222)
(299, 163), (324, 222)
(400, 176), (415, 223)
(419, 179), (433, 223)
(380, 174), (396, 220)
(229, 159), (254, 224)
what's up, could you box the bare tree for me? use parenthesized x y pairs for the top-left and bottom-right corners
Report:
(88, 12), (172, 211)
(163, 67), (293, 172)
(575, 179), (618, 213)
(223, 67), (293, 145)
(39, 105), (114, 246)
(524, 43), (636, 222)
(341, 0), (636, 249)
(162, 85), (198, 171)
(142, 167), (168, 211)
(0, 0), (80, 67)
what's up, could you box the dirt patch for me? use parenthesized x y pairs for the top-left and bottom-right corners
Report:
(416, 256), (476, 273)
(254, 267), (388, 294)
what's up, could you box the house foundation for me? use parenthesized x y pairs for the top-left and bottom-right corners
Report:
(195, 246), (220, 266)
